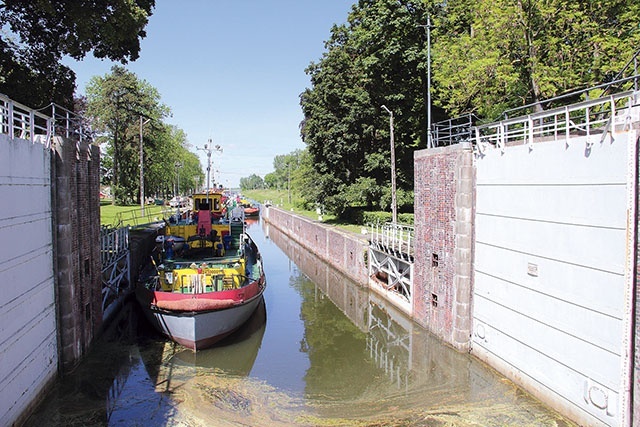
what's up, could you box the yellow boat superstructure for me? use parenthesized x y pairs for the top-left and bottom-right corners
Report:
(157, 258), (247, 293)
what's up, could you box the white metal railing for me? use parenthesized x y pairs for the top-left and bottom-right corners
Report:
(0, 94), (52, 146)
(48, 103), (92, 142)
(474, 90), (640, 154)
(369, 222), (414, 260)
(101, 226), (130, 267)
(100, 226), (131, 317)
(0, 93), (92, 146)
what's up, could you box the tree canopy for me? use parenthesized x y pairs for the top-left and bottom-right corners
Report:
(433, 0), (640, 118)
(0, 0), (155, 109)
(86, 66), (202, 205)
(296, 0), (640, 217)
(300, 0), (428, 215)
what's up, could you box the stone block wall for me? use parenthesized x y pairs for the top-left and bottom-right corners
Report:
(53, 136), (102, 373)
(413, 143), (474, 351)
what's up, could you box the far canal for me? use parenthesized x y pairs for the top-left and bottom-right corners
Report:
(26, 217), (575, 426)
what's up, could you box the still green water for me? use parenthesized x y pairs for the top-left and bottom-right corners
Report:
(25, 218), (575, 426)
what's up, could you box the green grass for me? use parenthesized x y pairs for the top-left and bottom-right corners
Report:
(100, 200), (165, 227)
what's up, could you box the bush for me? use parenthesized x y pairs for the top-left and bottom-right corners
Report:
(362, 211), (414, 225)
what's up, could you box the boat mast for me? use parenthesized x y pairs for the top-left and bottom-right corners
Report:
(198, 139), (223, 208)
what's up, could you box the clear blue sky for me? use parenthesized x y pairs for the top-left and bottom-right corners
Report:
(65, 0), (355, 188)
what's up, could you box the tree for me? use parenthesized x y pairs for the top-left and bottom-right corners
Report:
(300, 0), (430, 216)
(0, 0), (155, 108)
(87, 66), (169, 203)
(86, 66), (203, 205)
(239, 174), (265, 190)
(433, 0), (640, 119)
(144, 125), (203, 198)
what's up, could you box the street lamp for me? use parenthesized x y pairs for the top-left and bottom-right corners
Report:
(174, 161), (183, 196)
(418, 16), (433, 148)
(139, 115), (151, 215)
(381, 105), (397, 224)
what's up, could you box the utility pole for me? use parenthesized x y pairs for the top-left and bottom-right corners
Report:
(139, 115), (151, 215)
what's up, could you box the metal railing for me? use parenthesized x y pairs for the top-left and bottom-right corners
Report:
(0, 93), (91, 146)
(430, 73), (640, 152)
(369, 222), (414, 261)
(101, 226), (130, 269)
(474, 90), (639, 154)
(432, 113), (476, 148)
(46, 103), (93, 142)
(112, 206), (172, 228)
(100, 226), (131, 316)
(0, 94), (52, 146)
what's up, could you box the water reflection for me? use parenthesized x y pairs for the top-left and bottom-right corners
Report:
(167, 299), (266, 375)
(25, 218), (574, 426)
(265, 220), (574, 425)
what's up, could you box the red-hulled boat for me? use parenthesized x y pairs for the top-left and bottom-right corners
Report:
(136, 191), (266, 350)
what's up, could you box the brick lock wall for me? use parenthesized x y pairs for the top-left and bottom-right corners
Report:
(53, 137), (102, 372)
(267, 218), (370, 332)
(413, 143), (474, 351)
(265, 208), (369, 285)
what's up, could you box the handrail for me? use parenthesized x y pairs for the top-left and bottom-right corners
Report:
(0, 93), (52, 147)
(474, 90), (639, 152)
(0, 93), (91, 146)
(369, 221), (415, 259)
(113, 206), (169, 228)
(502, 74), (640, 119)
(432, 113), (477, 148)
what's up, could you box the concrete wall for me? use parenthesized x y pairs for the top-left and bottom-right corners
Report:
(53, 136), (102, 373)
(413, 142), (474, 351)
(0, 134), (102, 426)
(0, 135), (57, 427)
(263, 207), (369, 286)
(471, 131), (637, 427)
(635, 134), (640, 427)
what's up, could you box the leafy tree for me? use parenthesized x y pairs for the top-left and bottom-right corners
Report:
(0, 0), (154, 109)
(239, 174), (265, 190)
(144, 125), (203, 198)
(300, 0), (431, 216)
(433, 0), (640, 119)
(87, 66), (168, 203)
(86, 66), (201, 204)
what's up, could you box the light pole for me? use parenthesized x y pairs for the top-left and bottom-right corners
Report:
(418, 16), (433, 148)
(174, 161), (183, 196)
(381, 105), (397, 224)
(139, 115), (151, 215)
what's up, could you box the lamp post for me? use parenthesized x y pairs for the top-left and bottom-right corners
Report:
(174, 161), (183, 196)
(139, 115), (151, 215)
(381, 105), (397, 224)
(418, 16), (433, 148)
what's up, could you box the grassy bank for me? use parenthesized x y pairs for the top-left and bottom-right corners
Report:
(100, 200), (165, 227)
(241, 189), (365, 234)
